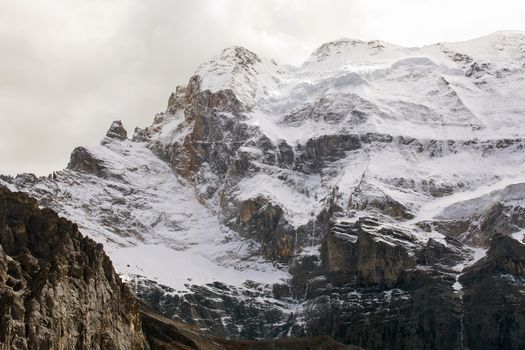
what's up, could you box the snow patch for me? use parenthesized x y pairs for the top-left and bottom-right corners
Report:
(109, 244), (290, 292)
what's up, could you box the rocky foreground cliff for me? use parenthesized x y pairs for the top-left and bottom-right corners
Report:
(0, 187), (147, 349)
(2, 31), (525, 349)
(0, 187), (360, 349)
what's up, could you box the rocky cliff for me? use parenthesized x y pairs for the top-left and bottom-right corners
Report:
(3, 31), (525, 349)
(0, 187), (147, 350)
(0, 187), (358, 350)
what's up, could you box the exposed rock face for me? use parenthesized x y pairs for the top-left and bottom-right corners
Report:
(321, 218), (415, 287)
(0, 188), (148, 350)
(67, 146), (104, 176)
(133, 278), (294, 340)
(284, 218), (465, 349)
(235, 196), (295, 259)
(433, 183), (525, 247)
(104, 120), (128, 143)
(140, 306), (362, 350)
(459, 235), (525, 350)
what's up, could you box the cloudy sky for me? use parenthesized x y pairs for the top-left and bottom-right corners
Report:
(1, 0), (525, 175)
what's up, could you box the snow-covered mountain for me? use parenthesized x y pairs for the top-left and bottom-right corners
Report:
(3, 31), (525, 349)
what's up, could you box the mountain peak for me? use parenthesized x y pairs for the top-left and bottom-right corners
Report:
(449, 30), (525, 46)
(488, 29), (525, 37)
(303, 37), (405, 67)
(103, 120), (128, 144)
(193, 46), (268, 107)
(218, 46), (261, 66)
(197, 46), (261, 75)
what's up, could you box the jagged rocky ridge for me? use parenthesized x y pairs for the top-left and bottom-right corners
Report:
(2, 31), (525, 349)
(0, 187), (359, 350)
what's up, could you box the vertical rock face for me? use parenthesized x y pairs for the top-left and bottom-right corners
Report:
(235, 196), (295, 259)
(459, 235), (525, 350)
(322, 218), (415, 287)
(287, 217), (464, 349)
(0, 188), (148, 350)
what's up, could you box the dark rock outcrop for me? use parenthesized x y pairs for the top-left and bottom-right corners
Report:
(459, 234), (525, 350)
(0, 187), (148, 349)
(67, 146), (104, 176)
(133, 279), (293, 340)
(234, 196), (296, 260)
(321, 218), (416, 288)
(103, 120), (128, 142)
(140, 306), (362, 350)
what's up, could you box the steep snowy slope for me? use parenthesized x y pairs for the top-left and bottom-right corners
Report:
(3, 31), (525, 349)
(3, 122), (289, 293)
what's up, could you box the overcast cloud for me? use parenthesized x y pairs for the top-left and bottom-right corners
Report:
(1, 0), (525, 175)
